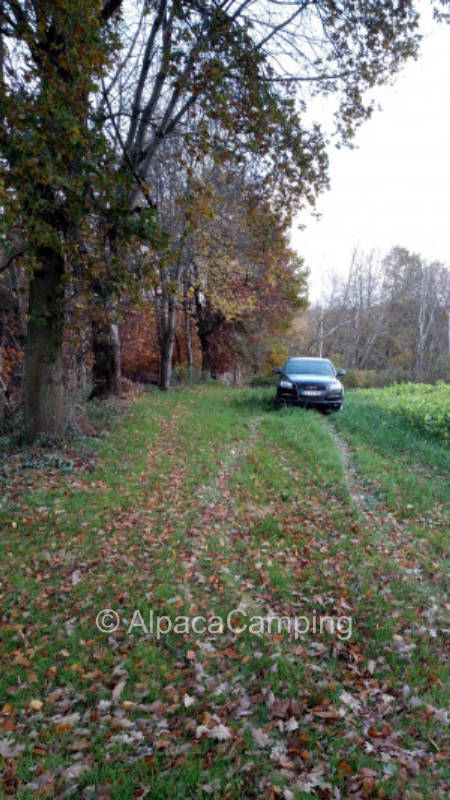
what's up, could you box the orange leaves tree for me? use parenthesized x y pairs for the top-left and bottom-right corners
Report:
(180, 167), (308, 377)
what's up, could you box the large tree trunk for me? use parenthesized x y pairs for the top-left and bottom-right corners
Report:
(23, 247), (65, 440)
(90, 321), (121, 399)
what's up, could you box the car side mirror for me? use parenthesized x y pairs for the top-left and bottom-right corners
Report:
(336, 369), (346, 377)
(274, 367), (282, 374)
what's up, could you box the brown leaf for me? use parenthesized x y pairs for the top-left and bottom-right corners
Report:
(312, 707), (341, 720)
(270, 699), (290, 719)
(111, 678), (126, 703)
(0, 738), (25, 758)
(251, 727), (272, 748)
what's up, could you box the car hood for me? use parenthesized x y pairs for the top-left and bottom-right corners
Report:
(285, 373), (338, 385)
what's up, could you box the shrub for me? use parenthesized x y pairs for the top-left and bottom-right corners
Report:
(171, 365), (203, 385)
(342, 367), (412, 389)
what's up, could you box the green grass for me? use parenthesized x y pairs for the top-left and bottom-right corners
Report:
(0, 385), (448, 799)
(351, 381), (450, 440)
(334, 388), (449, 520)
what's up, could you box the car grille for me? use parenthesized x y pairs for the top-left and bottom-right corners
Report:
(298, 384), (324, 392)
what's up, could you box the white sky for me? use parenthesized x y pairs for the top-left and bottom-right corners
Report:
(292, 5), (450, 303)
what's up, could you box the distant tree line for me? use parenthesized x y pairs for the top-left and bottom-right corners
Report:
(294, 247), (450, 383)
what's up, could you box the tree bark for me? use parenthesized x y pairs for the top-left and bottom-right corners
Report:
(194, 283), (215, 380)
(184, 301), (193, 371)
(175, 333), (181, 365)
(159, 296), (176, 390)
(199, 334), (212, 377)
(90, 321), (121, 398)
(23, 247), (65, 440)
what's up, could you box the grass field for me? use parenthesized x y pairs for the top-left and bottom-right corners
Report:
(341, 382), (450, 441)
(0, 386), (448, 799)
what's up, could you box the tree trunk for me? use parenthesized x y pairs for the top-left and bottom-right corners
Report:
(198, 330), (212, 378)
(159, 297), (176, 390)
(184, 301), (193, 371)
(90, 321), (121, 399)
(201, 347), (211, 376)
(23, 247), (65, 440)
(175, 333), (181, 366)
(195, 304), (212, 379)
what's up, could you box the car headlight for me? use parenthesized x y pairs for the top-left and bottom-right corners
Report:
(279, 379), (293, 389)
(328, 381), (342, 391)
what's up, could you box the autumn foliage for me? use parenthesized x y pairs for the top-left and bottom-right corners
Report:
(0, 0), (428, 436)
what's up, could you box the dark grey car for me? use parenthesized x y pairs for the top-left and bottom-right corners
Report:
(275, 357), (345, 413)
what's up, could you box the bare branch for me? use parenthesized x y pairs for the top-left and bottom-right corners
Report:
(0, 246), (23, 273)
(123, 0), (168, 157)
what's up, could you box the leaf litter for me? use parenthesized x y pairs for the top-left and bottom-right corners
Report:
(0, 388), (448, 798)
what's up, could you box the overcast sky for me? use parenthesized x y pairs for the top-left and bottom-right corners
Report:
(292, 4), (450, 303)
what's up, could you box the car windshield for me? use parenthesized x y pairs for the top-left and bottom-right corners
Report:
(284, 359), (334, 376)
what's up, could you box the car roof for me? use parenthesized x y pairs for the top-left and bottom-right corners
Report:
(285, 357), (332, 362)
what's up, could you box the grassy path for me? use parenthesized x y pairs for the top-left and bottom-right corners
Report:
(0, 387), (448, 799)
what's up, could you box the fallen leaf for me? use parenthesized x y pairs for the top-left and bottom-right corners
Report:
(251, 727), (272, 748)
(112, 679), (126, 703)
